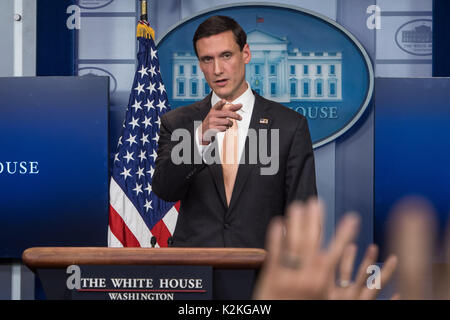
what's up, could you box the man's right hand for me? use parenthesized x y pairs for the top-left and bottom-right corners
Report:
(198, 99), (243, 146)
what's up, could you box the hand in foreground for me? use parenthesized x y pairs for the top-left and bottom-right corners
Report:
(388, 197), (450, 300)
(328, 243), (397, 300)
(253, 199), (398, 300)
(198, 99), (242, 145)
(253, 199), (357, 299)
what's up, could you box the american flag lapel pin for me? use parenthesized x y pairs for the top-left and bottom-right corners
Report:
(259, 118), (269, 124)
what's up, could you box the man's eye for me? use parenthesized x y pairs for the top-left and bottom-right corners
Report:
(202, 57), (212, 63)
(223, 53), (232, 59)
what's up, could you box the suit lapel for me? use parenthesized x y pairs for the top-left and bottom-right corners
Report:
(191, 93), (212, 122)
(209, 162), (228, 209)
(228, 94), (272, 212)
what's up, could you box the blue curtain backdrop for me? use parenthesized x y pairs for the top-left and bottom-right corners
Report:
(432, 0), (450, 77)
(36, 0), (76, 76)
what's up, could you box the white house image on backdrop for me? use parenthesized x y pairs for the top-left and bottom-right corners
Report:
(172, 29), (342, 103)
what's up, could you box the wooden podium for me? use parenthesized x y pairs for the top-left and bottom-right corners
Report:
(23, 247), (266, 300)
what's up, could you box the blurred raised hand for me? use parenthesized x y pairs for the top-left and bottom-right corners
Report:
(388, 197), (450, 300)
(253, 199), (398, 300)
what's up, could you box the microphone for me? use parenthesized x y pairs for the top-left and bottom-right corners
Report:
(167, 236), (174, 247)
(151, 236), (157, 248)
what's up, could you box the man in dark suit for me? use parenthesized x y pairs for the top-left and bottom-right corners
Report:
(153, 15), (317, 248)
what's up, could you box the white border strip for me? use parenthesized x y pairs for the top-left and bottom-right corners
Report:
(11, 263), (21, 300)
(155, 2), (375, 149)
(13, 0), (23, 76)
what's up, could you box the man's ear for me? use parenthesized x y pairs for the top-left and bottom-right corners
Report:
(243, 43), (251, 64)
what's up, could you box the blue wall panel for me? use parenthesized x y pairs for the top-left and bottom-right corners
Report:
(0, 76), (109, 258)
(375, 77), (450, 257)
(432, 0), (450, 76)
(37, 0), (76, 76)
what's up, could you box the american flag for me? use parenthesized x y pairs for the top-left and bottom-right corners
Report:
(108, 21), (179, 248)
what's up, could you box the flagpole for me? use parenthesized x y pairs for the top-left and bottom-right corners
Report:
(137, 0), (154, 40)
(109, 0), (177, 248)
(140, 0), (148, 22)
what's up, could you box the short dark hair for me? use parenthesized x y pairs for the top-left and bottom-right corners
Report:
(193, 15), (247, 57)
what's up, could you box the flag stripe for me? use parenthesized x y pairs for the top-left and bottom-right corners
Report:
(110, 178), (154, 247)
(107, 226), (124, 248)
(108, 205), (140, 247)
(162, 205), (179, 235)
(151, 219), (172, 248)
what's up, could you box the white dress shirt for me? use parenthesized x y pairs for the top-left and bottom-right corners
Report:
(195, 82), (255, 163)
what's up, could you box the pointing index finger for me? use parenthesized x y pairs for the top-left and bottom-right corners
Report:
(213, 99), (227, 110)
(226, 103), (243, 112)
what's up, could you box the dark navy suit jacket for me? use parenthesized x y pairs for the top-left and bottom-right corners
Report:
(153, 92), (317, 248)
